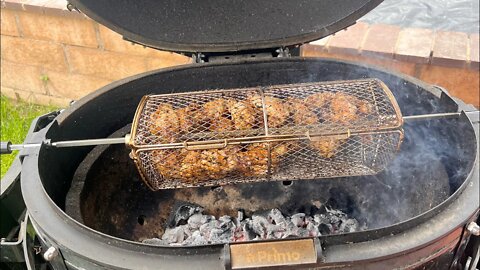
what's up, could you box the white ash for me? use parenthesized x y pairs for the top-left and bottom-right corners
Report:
(143, 207), (366, 246)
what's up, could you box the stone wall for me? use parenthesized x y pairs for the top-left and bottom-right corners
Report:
(1, 2), (190, 106)
(302, 22), (479, 107)
(1, 1), (479, 107)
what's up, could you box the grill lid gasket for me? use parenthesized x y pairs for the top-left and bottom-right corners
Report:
(67, 0), (383, 53)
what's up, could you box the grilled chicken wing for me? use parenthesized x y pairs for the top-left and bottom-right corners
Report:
(287, 98), (319, 126)
(228, 100), (258, 130)
(310, 138), (344, 159)
(176, 103), (203, 133)
(328, 93), (359, 124)
(248, 95), (290, 127)
(149, 103), (180, 143)
(304, 92), (334, 109)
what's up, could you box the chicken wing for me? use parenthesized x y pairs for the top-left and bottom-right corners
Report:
(149, 103), (180, 143)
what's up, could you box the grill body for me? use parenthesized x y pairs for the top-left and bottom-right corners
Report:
(6, 58), (477, 269)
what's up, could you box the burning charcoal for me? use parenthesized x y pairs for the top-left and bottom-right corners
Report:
(290, 213), (306, 227)
(242, 222), (257, 241)
(268, 208), (287, 227)
(306, 223), (319, 237)
(281, 219), (300, 238)
(162, 226), (187, 244)
(314, 214), (330, 225)
(318, 224), (331, 235)
(201, 214), (214, 224)
(251, 215), (269, 238)
(187, 213), (204, 230)
(210, 227), (232, 244)
(296, 227), (311, 237)
(159, 204), (366, 246)
(219, 215), (232, 224)
(265, 223), (285, 239)
(338, 218), (360, 233)
(237, 210), (245, 222)
(199, 221), (214, 239)
(233, 227), (246, 242)
(183, 231), (208, 246)
(171, 203), (204, 227)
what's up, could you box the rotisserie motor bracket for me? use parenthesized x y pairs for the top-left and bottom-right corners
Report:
(128, 78), (404, 190)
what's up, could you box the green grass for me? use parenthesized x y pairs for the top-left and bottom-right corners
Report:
(1, 95), (59, 178)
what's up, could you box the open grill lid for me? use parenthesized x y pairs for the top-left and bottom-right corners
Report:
(68, 0), (383, 53)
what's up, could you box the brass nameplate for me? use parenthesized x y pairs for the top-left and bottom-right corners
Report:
(230, 239), (317, 269)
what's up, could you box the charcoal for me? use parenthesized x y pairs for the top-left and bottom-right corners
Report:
(200, 214), (214, 224)
(237, 210), (244, 222)
(144, 206), (366, 246)
(291, 213), (306, 227)
(338, 219), (360, 233)
(318, 223), (331, 235)
(243, 222), (257, 241)
(162, 226), (186, 243)
(187, 213), (203, 229)
(306, 223), (319, 237)
(183, 230), (208, 246)
(268, 209), (287, 226)
(251, 215), (269, 238)
(171, 204), (203, 227)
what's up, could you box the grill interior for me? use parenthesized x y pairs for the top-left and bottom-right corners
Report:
(66, 121), (450, 243)
(40, 58), (475, 248)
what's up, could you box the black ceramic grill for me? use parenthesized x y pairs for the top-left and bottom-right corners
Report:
(1, 1), (478, 269)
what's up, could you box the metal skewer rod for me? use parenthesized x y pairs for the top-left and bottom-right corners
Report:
(50, 137), (126, 148)
(2, 111), (478, 155)
(403, 111), (478, 121)
(1, 137), (127, 154)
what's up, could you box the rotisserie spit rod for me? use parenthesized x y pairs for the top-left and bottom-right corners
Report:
(2, 111), (477, 154)
(1, 78), (478, 191)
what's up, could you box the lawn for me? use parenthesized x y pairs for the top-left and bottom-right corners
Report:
(1, 95), (59, 178)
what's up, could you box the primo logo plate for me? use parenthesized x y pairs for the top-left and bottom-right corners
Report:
(230, 239), (317, 269)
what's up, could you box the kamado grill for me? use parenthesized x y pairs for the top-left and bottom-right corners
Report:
(1, 1), (479, 270)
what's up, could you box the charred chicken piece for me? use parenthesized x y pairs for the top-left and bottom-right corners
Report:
(200, 147), (240, 179)
(356, 99), (374, 115)
(228, 100), (258, 130)
(176, 103), (203, 133)
(149, 103), (180, 143)
(209, 116), (234, 132)
(151, 150), (185, 180)
(202, 98), (230, 119)
(238, 143), (270, 176)
(248, 95), (290, 127)
(310, 138), (344, 159)
(178, 150), (205, 182)
(238, 143), (292, 176)
(304, 92), (334, 109)
(287, 98), (319, 126)
(328, 93), (359, 124)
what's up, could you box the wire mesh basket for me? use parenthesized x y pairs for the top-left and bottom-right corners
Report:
(128, 78), (404, 190)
